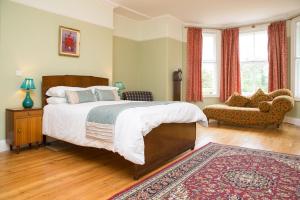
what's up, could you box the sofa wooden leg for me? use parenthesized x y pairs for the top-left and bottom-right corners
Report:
(276, 124), (280, 128)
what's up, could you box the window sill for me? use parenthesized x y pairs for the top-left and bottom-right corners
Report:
(203, 95), (219, 98)
(294, 97), (300, 102)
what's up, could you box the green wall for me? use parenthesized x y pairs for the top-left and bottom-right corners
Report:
(113, 36), (140, 91)
(113, 37), (183, 101)
(167, 38), (183, 100)
(0, 1), (113, 140)
(139, 38), (169, 100)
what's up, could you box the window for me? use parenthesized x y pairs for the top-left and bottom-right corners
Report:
(239, 30), (268, 95)
(292, 19), (300, 99)
(202, 33), (218, 96)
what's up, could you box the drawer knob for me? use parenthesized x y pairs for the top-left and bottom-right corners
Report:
(17, 129), (21, 134)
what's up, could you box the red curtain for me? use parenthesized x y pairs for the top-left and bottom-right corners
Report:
(186, 27), (203, 102)
(220, 28), (241, 102)
(268, 21), (288, 91)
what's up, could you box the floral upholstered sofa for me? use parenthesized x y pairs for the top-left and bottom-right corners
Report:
(203, 89), (294, 127)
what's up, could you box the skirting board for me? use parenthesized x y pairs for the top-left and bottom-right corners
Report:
(284, 116), (300, 127)
(0, 136), (57, 153)
(0, 139), (9, 152)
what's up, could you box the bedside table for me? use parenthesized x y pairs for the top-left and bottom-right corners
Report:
(6, 108), (43, 153)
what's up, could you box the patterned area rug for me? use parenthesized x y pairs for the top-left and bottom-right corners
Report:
(110, 143), (300, 200)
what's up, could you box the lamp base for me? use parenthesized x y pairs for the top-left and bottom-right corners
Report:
(23, 91), (34, 109)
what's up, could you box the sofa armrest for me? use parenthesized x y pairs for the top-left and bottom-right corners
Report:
(270, 95), (294, 114)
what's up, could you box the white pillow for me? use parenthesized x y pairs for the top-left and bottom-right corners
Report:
(88, 86), (120, 101)
(46, 97), (67, 104)
(46, 86), (85, 97)
(87, 86), (119, 91)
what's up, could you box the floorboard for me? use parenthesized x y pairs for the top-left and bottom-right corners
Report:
(0, 122), (299, 200)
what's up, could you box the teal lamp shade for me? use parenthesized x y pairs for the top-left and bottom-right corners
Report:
(20, 78), (36, 90)
(20, 78), (35, 109)
(113, 81), (125, 97)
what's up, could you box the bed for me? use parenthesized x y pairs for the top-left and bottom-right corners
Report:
(42, 75), (207, 179)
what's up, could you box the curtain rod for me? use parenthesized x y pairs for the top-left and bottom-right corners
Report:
(184, 13), (300, 30)
(184, 26), (222, 30)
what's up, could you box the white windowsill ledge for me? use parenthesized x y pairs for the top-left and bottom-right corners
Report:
(203, 95), (219, 98)
(294, 97), (300, 102)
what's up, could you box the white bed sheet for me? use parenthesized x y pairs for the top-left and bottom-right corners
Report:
(43, 101), (127, 151)
(43, 101), (207, 165)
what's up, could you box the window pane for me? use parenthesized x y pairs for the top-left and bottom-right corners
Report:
(295, 59), (300, 97)
(202, 32), (218, 96)
(240, 30), (268, 95)
(254, 31), (268, 60)
(202, 62), (217, 95)
(296, 22), (300, 58)
(240, 33), (254, 61)
(241, 62), (268, 96)
(202, 34), (216, 61)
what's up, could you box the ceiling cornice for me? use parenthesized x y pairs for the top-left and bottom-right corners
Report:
(110, 1), (300, 29)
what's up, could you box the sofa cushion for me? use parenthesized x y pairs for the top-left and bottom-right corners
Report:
(205, 104), (259, 111)
(225, 92), (250, 107)
(203, 104), (271, 126)
(248, 89), (272, 107)
(258, 101), (272, 112)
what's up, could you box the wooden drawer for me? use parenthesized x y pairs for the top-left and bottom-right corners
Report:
(14, 110), (43, 118)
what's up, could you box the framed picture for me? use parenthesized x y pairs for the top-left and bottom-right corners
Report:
(59, 26), (80, 57)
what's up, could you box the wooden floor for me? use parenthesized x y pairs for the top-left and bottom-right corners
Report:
(0, 122), (299, 200)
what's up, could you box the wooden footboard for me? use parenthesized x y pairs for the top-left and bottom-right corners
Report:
(133, 123), (196, 179)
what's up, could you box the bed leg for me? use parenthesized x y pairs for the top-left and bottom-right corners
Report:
(133, 174), (139, 180)
(43, 135), (47, 145)
(133, 165), (141, 180)
(190, 144), (195, 151)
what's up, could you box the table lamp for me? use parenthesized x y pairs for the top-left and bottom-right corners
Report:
(113, 81), (125, 97)
(20, 78), (36, 109)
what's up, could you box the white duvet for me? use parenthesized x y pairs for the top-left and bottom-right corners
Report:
(43, 101), (207, 165)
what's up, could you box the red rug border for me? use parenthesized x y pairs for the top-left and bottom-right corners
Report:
(109, 142), (213, 199)
(109, 142), (300, 199)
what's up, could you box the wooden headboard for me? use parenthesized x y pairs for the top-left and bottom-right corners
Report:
(42, 75), (109, 107)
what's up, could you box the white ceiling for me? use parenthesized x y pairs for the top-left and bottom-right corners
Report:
(110, 0), (300, 27)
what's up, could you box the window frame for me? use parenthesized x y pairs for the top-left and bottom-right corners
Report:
(291, 16), (300, 101)
(239, 26), (269, 96)
(202, 29), (221, 98)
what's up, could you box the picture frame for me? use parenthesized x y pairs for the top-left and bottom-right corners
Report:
(59, 26), (80, 57)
